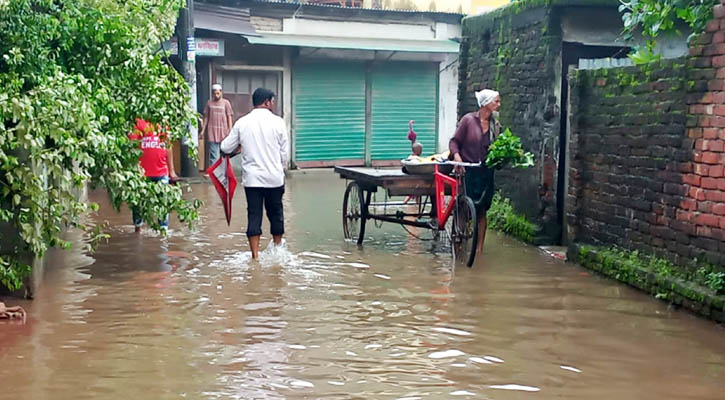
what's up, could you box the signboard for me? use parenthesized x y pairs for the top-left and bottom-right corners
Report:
(186, 36), (196, 62)
(164, 37), (225, 57)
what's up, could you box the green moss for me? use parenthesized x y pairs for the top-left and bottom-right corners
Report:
(487, 192), (538, 243)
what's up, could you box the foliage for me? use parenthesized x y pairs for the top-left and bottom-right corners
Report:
(578, 245), (725, 295)
(486, 128), (534, 170)
(619, 0), (718, 64)
(0, 0), (201, 291)
(487, 192), (537, 242)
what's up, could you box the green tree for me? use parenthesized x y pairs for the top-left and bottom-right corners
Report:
(0, 0), (201, 291)
(619, 0), (717, 63)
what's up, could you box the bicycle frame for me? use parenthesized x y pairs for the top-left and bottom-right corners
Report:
(433, 164), (459, 230)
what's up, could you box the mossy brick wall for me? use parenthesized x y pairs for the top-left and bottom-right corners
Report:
(459, 5), (562, 240)
(568, 0), (725, 270)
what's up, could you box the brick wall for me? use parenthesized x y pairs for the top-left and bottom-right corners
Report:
(459, 7), (562, 240)
(568, 2), (725, 269)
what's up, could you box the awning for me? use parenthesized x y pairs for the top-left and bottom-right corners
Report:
(244, 32), (459, 53)
(194, 3), (258, 36)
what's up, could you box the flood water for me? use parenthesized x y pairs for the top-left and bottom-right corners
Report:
(1, 169), (724, 399)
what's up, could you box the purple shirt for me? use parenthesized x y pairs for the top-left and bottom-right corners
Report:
(449, 112), (501, 163)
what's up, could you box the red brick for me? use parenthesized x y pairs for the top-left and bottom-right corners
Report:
(719, 178), (725, 190)
(715, 105), (725, 116)
(691, 46), (705, 57)
(704, 128), (720, 139)
(680, 162), (694, 174)
(689, 128), (704, 139)
(697, 213), (722, 227)
(718, 69), (725, 79)
(697, 225), (714, 238)
(690, 187), (707, 200)
(596, 78), (607, 87)
(703, 151), (721, 164)
(707, 19), (721, 32)
(677, 209), (695, 222)
(711, 92), (725, 103)
(709, 80), (725, 91)
(716, 4), (725, 19)
(712, 116), (725, 127)
(696, 139), (706, 150)
(699, 201), (714, 213)
(707, 43), (725, 55)
(681, 197), (698, 210)
(694, 163), (710, 176)
(684, 173), (702, 186)
(694, 151), (704, 163)
(716, 31), (725, 43)
(714, 55), (725, 67)
(720, 129), (725, 139)
(701, 116), (714, 127)
(710, 164), (724, 177)
(704, 139), (725, 152)
(721, 216), (725, 229)
(704, 189), (725, 202)
(703, 177), (720, 189)
(714, 203), (725, 216)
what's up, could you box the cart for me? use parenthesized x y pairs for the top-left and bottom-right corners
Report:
(335, 162), (480, 267)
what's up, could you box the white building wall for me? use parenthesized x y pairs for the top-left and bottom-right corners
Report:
(438, 53), (459, 153)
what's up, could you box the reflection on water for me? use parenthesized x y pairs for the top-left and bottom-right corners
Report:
(1, 169), (724, 400)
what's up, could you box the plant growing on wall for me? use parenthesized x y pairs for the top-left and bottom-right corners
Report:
(619, 0), (718, 63)
(0, 0), (201, 291)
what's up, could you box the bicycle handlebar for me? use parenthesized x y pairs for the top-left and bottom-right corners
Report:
(445, 161), (482, 168)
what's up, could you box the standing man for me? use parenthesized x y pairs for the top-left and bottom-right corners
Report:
(221, 88), (288, 259)
(201, 83), (233, 167)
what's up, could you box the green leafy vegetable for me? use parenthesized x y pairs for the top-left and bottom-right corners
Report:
(485, 128), (534, 170)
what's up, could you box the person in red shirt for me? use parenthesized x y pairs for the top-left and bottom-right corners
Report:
(129, 118), (178, 232)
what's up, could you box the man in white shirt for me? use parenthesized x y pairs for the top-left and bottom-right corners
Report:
(221, 88), (288, 259)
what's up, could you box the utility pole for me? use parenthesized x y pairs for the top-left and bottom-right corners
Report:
(177, 0), (199, 177)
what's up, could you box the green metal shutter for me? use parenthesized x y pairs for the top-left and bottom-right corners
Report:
(294, 62), (366, 163)
(371, 63), (438, 161)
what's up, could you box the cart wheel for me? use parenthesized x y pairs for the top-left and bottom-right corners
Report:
(343, 182), (366, 244)
(453, 195), (478, 267)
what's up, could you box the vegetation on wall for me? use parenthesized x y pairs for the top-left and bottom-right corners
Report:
(0, 0), (201, 291)
(487, 192), (538, 242)
(619, 0), (718, 63)
(578, 245), (725, 296)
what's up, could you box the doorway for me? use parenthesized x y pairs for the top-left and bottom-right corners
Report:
(219, 70), (282, 121)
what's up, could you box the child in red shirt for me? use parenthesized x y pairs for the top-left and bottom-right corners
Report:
(129, 118), (178, 232)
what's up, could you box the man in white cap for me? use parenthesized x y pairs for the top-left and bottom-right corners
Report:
(449, 88), (502, 259)
(201, 83), (233, 167)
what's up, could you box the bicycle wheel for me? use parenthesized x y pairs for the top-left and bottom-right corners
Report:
(453, 195), (478, 267)
(343, 182), (366, 244)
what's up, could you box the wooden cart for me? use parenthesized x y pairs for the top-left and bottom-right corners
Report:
(334, 164), (480, 267)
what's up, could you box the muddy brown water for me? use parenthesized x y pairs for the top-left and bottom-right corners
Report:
(1, 170), (723, 400)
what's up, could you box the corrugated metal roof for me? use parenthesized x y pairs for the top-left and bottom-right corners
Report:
(194, 3), (259, 36)
(245, 32), (460, 53)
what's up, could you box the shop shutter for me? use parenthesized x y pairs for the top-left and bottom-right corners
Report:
(371, 63), (438, 161)
(294, 62), (366, 163)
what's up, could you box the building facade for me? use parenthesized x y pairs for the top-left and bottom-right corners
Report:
(177, 0), (462, 169)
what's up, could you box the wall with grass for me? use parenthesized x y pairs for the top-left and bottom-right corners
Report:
(567, 8), (725, 275)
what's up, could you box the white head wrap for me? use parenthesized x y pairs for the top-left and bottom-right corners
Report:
(212, 83), (222, 91)
(475, 89), (499, 108)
